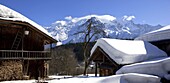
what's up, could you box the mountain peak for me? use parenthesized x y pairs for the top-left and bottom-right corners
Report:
(90, 17), (98, 21)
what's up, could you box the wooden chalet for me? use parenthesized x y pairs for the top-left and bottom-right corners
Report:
(88, 38), (167, 77)
(0, 5), (57, 79)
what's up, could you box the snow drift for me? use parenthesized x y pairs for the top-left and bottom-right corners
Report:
(91, 38), (167, 64)
(116, 57), (170, 79)
(97, 73), (160, 83)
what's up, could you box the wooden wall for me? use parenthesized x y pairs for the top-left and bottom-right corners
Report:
(0, 26), (17, 50)
(24, 28), (44, 51)
(0, 24), (49, 51)
(151, 40), (170, 56)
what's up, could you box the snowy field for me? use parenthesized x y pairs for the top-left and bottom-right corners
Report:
(0, 75), (101, 83)
(0, 74), (161, 83)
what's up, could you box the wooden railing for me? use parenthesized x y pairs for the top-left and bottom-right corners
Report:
(0, 50), (51, 60)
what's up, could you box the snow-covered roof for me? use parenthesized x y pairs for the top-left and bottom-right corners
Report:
(90, 38), (167, 64)
(0, 4), (53, 39)
(135, 25), (170, 42)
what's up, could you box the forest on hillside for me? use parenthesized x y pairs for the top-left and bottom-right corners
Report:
(49, 42), (95, 75)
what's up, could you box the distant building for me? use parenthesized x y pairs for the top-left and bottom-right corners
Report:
(0, 4), (57, 79)
(88, 38), (167, 77)
(136, 25), (170, 56)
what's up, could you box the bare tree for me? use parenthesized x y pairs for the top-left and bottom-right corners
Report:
(75, 17), (106, 75)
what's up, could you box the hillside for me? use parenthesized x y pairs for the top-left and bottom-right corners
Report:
(52, 42), (95, 62)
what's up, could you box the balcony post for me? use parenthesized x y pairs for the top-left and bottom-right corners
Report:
(22, 28), (25, 58)
(50, 43), (52, 51)
(50, 43), (52, 56)
(95, 62), (98, 77)
(21, 27), (25, 78)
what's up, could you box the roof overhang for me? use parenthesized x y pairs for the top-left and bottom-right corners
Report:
(88, 46), (119, 67)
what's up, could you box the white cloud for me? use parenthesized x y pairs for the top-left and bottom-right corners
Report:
(70, 14), (116, 23)
(123, 15), (135, 21)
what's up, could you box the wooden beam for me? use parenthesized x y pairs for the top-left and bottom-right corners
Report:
(95, 62), (98, 77)
(103, 54), (105, 63)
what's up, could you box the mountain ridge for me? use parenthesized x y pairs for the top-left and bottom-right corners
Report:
(45, 15), (163, 44)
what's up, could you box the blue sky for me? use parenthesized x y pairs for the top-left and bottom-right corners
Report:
(0, 0), (170, 26)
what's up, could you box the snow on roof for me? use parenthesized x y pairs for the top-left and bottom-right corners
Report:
(0, 4), (53, 38)
(135, 25), (170, 42)
(91, 38), (167, 64)
(116, 57), (170, 79)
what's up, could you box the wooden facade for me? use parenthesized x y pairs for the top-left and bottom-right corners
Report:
(0, 19), (57, 79)
(151, 39), (170, 56)
(88, 46), (121, 77)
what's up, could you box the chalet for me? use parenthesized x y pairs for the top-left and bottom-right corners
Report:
(88, 38), (167, 77)
(136, 25), (170, 56)
(0, 4), (57, 79)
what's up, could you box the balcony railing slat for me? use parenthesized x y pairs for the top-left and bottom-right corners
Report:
(0, 50), (51, 59)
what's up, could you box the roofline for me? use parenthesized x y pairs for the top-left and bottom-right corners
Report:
(0, 19), (57, 43)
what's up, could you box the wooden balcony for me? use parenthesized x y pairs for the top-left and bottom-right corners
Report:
(0, 50), (51, 60)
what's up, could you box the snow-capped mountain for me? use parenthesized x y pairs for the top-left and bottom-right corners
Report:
(45, 15), (163, 44)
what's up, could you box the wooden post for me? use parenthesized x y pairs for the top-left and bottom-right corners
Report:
(0, 27), (2, 45)
(95, 62), (98, 77)
(22, 28), (25, 58)
(50, 43), (52, 53)
(22, 27), (25, 79)
(46, 61), (49, 77)
(103, 55), (105, 63)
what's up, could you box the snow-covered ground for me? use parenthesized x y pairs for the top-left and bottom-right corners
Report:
(116, 57), (170, 78)
(0, 74), (161, 83)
